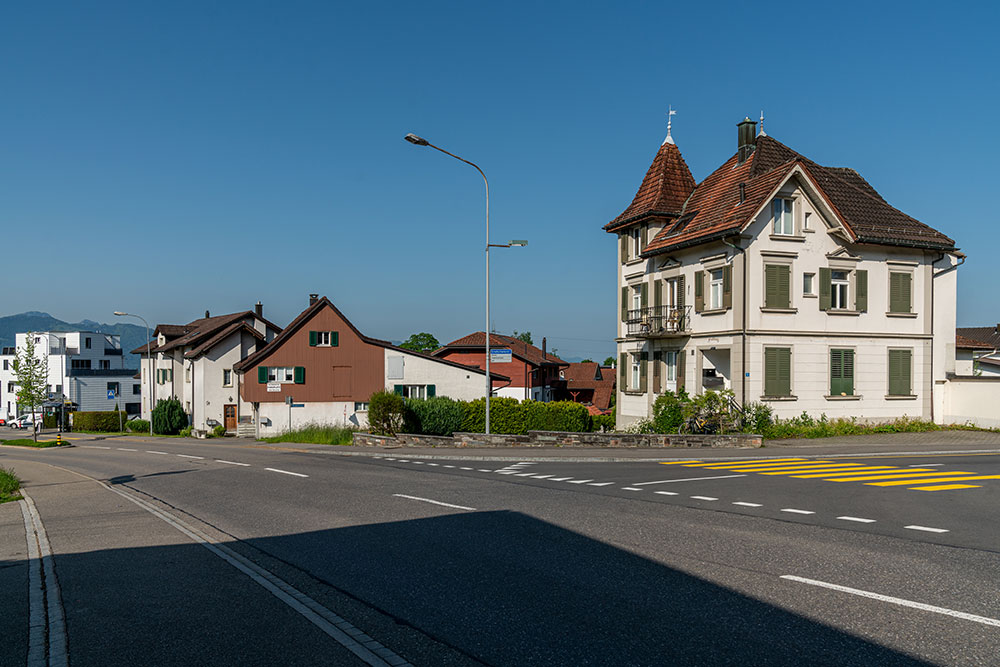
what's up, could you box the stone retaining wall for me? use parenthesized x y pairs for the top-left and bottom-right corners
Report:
(352, 431), (762, 449)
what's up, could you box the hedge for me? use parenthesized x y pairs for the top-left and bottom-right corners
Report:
(71, 411), (124, 432)
(126, 419), (150, 433)
(396, 397), (593, 436)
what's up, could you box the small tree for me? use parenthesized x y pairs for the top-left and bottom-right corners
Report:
(14, 333), (49, 442)
(399, 332), (440, 354)
(602, 356), (616, 367)
(152, 398), (188, 435)
(512, 330), (533, 345)
(368, 390), (406, 435)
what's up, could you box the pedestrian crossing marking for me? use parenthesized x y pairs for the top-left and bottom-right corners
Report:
(724, 463), (852, 471)
(758, 465), (885, 475)
(829, 471), (978, 482)
(658, 461), (702, 465)
(911, 484), (982, 491)
(679, 459), (809, 468)
(790, 467), (909, 478)
(867, 475), (1000, 487)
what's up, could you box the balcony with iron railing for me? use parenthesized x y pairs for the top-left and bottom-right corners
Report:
(625, 305), (691, 337)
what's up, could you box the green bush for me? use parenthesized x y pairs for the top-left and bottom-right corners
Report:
(461, 397), (526, 434)
(71, 411), (124, 432)
(405, 396), (465, 436)
(179, 426), (193, 438)
(651, 390), (688, 433)
(151, 398), (188, 435)
(742, 402), (774, 434)
(212, 424), (227, 438)
(126, 419), (150, 433)
(523, 400), (592, 432)
(42, 414), (58, 429)
(368, 390), (407, 435)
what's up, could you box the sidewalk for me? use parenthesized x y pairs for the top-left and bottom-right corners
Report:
(249, 430), (1000, 462)
(0, 497), (29, 667)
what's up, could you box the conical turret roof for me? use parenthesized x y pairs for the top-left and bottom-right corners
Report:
(604, 140), (696, 231)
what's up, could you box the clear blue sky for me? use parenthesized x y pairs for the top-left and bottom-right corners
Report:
(2, 1), (997, 361)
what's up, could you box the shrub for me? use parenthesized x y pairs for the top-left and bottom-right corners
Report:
(368, 390), (406, 435)
(179, 426), (193, 438)
(212, 424), (227, 438)
(126, 419), (150, 433)
(42, 414), (58, 429)
(651, 390), (688, 434)
(742, 402), (774, 434)
(591, 411), (616, 432)
(523, 400), (592, 432)
(71, 411), (124, 432)
(405, 396), (465, 436)
(152, 398), (188, 435)
(461, 397), (526, 434)
(0, 466), (21, 502)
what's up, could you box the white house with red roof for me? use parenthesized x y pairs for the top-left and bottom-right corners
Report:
(606, 117), (962, 428)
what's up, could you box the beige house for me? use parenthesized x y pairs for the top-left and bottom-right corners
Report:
(606, 118), (962, 427)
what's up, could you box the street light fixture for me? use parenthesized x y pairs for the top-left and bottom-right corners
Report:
(404, 133), (525, 434)
(114, 311), (154, 436)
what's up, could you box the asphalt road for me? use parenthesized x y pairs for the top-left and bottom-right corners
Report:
(2, 434), (999, 666)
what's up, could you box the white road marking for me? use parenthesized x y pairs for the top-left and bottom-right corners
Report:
(177, 454), (204, 459)
(460, 467), (473, 471)
(567, 479), (594, 484)
(633, 474), (747, 485)
(530, 474), (554, 479)
(691, 496), (718, 501)
(549, 477), (573, 481)
(477, 469), (492, 473)
(397, 459), (410, 462)
(392, 494), (476, 511)
(443, 465), (455, 468)
(146, 450), (168, 455)
(217, 460), (251, 467)
(515, 472), (537, 476)
(496, 471), (518, 475)
(622, 487), (643, 491)
(781, 508), (815, 515)
(265, 468), (308, 478)
(384, 457), (396, 461)
(911, 463), (943, 467)
(83, 445), (111, 449)
(426, 463), (439, 466)
(781, 575), (1000, 628)
(905, 525), (949, 533)
(837, 516), (876, 523)
(588, 482), (615, 486)
(117, 447), (137, 452)
(21, 491), (68, 667)
(412, 461), (424, 464)
(655, 491), (678, 496)
(733, 502), (763, 507)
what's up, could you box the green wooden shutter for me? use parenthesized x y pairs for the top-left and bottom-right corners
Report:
(619, 353), (626, 387)
(694, 271), (704, 312)
(257, 366), (267, 384)
(676, 350), (685, 390)
(765, 348), (791, 397)
(723, 265), (732, 309)
(677, 276), (685, 310)
(640, 283), (648, 309)
(765, 265), (789, 309)
(830, 349), (854, 396)
(331, 331), (339, 347)
(293, 366), (305, 384)
(621, 235), (628, 263)
(621, 287), (628, 322)
(654, 281), (662, 308)
(901, 273), (912, 313)
(309, 331), (317, 346)
(855, 270), (868, 312)
(426, 384), (436, 398)
(640, 351), (648, 392)
(890, 273), (912, 313)
(819, 268), (832, 311)
(889, 349), (912, 396)
(777, 265), (790, 309)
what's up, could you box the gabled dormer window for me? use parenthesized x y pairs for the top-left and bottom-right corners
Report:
(772, 198), (794, 236)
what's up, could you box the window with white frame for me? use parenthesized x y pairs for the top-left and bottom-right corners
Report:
(185, 365), (192, 382)
(831, 270), (850, 309)
(222, 369), (233, 387)
(630, 227), (641, 258)
(395, 385), (426, 399)
(803, 273), (815, 296)
(316, 331), (331, 346)
(354, 402), (369, 412)
(803, 211), (812, 231)
(631, 285), (642, 312)
(665, 278), (678, 309)
(630, 353), (641, 391)
(267, 367), (295, 383)
(772, 198), (794, 236)
(709, 269), (724, 310)
(665, 351), (677, 382)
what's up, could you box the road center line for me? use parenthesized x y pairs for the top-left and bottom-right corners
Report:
(633, 474), (747, 485)
(733, 501), (763, 507)
(177, 454), (204, 459)
(905, 525), (949, 533)
(530, 475), (554, 479)
(837, 516), (876, 523)
(146, 450), (168, 455)
(265, 468), (309, 478)
(622, 487), (642, 491)
(392, 494), (476, 511)
(781, 575), (1000, 628)
(117, 448), (137, 452)
(588, 482), (615, 486)
(654, 491), (678, 496)
(83, 445), (111, 449)
(567, 479), (594, 484)
(781, 508), (815, 514)
(216, 460), (251, 467)
(691, 495), (718, 501)
(477, 469), (492, 473)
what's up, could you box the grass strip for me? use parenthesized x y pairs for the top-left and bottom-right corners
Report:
(263, 424), (357, 446)
(1, 438), (62, 448)
(0, 466), (22, 503)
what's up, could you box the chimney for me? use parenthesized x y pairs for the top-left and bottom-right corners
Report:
(254, 301), (263, 318)
(737, 117), (757, 164)
(542, 337), (547, 359)
(205, 310), (210, 318)
(309, 293), (319, 306)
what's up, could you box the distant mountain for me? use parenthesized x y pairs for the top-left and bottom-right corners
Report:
(0, 312), (147, 368)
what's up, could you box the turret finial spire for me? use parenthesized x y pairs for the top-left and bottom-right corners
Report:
(663, 105), (677, 145)
(758, 110), (767, 137)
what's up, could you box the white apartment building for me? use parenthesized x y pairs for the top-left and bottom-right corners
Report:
(131, 304), (281, 434)
(0, 331), (139, 420)
(606, 118), (962, 428)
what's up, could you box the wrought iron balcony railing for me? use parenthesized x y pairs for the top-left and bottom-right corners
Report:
(625, 305), (691, 337)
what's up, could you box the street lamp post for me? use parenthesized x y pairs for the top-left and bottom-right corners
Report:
(404, 133), (525, 435)
(114, 311), (154, 436)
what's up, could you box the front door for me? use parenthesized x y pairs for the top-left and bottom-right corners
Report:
(224, 404), (237, 431)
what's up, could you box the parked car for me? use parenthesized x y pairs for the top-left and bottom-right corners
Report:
(10, 415), (41, 430)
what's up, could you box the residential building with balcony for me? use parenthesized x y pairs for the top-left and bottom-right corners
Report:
(0, 331), (138, 419)
(606, 118), (962, 428)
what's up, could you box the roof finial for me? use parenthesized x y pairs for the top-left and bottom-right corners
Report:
(758, 110), (766, 137)
(663, 105), (677, 145)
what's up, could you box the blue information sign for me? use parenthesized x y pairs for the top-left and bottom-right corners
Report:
(107, 389), (117, 399)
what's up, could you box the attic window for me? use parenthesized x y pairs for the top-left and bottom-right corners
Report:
(669, 217), (690, 235)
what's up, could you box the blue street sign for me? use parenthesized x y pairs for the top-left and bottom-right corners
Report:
(108, 389), (117, 399)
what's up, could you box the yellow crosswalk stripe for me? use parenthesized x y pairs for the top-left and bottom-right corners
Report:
(867, 475), (1000, 487)
(693, 461), (830, 471)
(829, 471), (978, 482)
(910, 484), (982, 491)
(790, 467), (918, 478)
(757, 465), (878, 475)
(680, 459), (808, 467)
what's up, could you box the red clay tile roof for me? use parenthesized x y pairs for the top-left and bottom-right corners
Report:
(604, 141), (696, 232)
(956, 327), (1000, 350)
(130, 311), (280, 356)
(435, 333), (569, 367)
(614, 134), (955, 255)
(560, 362), (615, 411)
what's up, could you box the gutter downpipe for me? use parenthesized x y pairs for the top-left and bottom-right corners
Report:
(930, 251), (965, 422)
(721, 236), (747, 409)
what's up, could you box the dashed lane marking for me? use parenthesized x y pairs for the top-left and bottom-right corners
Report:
(426, 463), (439, 467)
(690, 496), (718, 501)
(622, 487), (642, 491)
(459, 467), (473, 471)
(588, 482), (615, 486)
(837, 516), (876, 523)
(82, 445), (111, 449)
(443, 465), (454, 468)
(530, 474), (554, 479)
(177, 454), (204, 459)
(733, 502), (763, 507)
(781, 576), (1000, 628)
(781, 508), (815, 515)
(567, 479), (595, 484)
(117, 448), (137, 452)
(905, 525), (949, 533)
(393, 494), (475, 511)
(633, 474), (747, 485)
(217, 460), (251, 467)
(549, 477), (572, 481)
(477, 469), (492, 473)
(514, 472), (536, 476)
(265, 468), (309, 478)
(655, 491), (678, 496)
(146, 450), (168, 455)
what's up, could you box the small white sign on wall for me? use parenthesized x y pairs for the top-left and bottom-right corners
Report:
(266, 382), (281, 392)
(490, 348), (512, 363)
